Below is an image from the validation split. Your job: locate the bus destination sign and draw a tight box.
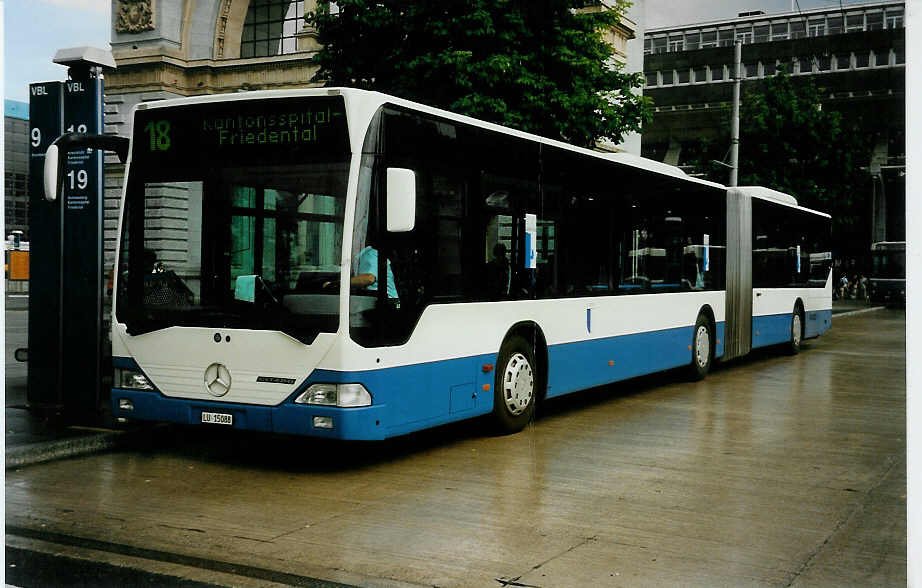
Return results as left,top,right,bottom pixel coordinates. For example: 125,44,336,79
200,107,339,147
132,96,349,170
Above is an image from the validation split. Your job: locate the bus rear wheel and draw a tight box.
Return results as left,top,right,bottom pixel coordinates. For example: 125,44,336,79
787,306,804,355
492,335,538,434
688,313,713,381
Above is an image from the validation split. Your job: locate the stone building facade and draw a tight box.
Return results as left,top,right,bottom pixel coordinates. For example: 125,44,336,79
102,0,641,268
103,0,325,267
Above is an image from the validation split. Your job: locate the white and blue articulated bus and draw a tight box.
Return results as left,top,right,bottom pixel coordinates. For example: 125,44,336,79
53,88,831,439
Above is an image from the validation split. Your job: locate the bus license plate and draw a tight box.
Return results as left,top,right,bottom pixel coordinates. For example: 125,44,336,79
201,411,233,426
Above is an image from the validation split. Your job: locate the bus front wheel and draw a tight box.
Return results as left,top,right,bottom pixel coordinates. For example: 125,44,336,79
689,313,713,381
492,335,538,434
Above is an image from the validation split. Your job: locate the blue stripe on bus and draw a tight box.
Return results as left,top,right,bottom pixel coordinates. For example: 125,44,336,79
113,319,729,440
112,388,387,439
752,313,792,348
805,309,832,339
752,309,831,349
546,323,726,398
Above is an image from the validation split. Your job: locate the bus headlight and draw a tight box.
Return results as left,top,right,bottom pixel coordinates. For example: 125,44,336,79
115,367,154,390
295,384,372,407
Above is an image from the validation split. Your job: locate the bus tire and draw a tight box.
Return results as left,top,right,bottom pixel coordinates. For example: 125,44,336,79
688,313,713,381
493,335,538,434
787,305,804,355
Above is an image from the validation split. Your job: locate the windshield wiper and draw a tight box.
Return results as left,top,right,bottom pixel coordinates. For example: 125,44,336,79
123,306,245,335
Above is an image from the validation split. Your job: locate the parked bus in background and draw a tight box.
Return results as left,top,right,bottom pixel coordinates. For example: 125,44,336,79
869,241,906,306
45,89,833,440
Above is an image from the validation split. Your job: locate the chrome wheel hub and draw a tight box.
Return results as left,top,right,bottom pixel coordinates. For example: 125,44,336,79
792,314,802,346
695,325,710,368
502,352,534,416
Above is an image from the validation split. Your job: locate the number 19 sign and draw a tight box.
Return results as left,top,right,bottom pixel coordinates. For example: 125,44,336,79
61,75,105,417
63,78,101,212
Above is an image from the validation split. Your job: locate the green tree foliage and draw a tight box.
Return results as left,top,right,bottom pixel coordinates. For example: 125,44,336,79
308,0,651,147
737,71,870,250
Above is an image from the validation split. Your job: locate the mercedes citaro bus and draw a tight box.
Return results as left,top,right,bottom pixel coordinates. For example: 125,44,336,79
44,88,832,440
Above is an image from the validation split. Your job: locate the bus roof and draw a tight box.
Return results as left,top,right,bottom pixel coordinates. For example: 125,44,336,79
135,87,725,189
135,88,829,219
734,186,798,206
730,186,831,219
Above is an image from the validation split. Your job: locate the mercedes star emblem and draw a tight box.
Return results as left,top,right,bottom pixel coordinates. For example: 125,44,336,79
204,363,232,397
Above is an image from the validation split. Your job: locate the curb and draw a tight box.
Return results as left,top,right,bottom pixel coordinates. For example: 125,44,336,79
3,306,889,470
834,306,886,318
5,430,128,469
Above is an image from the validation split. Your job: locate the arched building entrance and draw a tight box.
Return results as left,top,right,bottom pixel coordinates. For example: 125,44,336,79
104,0,323,273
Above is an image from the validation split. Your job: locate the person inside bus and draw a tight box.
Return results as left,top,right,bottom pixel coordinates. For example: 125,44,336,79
484,242,511,300
353,244,399,300
321,244,398,300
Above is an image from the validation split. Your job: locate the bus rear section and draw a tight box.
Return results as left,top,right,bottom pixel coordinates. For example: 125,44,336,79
743,188,833,354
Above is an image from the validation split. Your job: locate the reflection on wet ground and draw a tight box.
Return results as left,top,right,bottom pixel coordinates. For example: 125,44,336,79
7,310,906,587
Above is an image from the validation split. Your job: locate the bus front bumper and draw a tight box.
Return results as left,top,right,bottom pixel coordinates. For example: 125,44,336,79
111,389,388,440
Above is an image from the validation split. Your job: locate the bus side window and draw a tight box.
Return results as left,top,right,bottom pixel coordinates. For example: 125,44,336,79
479,170,538,299
483,214,512,300
427,172,466,300
535,219,557,298
541,146,619,297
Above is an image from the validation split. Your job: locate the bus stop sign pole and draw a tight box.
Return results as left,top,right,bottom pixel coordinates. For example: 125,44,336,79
26,82,64,413
26,48,111,422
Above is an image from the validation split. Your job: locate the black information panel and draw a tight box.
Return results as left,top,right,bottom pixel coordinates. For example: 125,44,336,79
27,82,64,408
62,76,105,418
131,95,350,177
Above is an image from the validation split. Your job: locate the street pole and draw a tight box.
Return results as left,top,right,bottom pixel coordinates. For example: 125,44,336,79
729,40,742,187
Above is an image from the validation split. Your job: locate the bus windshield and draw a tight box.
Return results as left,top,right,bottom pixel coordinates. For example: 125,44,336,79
116,96,351,342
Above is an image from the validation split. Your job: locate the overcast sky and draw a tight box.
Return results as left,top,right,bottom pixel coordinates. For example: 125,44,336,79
3,0,110,102
0,0,899,102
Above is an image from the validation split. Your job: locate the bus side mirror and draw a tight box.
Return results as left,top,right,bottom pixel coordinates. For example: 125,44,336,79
43,133,130,203
43,144,61,202
386,168,416,232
